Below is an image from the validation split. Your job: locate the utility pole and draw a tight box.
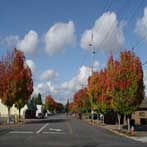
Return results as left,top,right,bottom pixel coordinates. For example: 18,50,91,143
89,31,96,73
89,31,96,122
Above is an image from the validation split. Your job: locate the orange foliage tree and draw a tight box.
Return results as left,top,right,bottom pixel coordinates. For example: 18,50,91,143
0,49,33,121
72,88,90,113
45,95,57,112
72,50,144,131
14,49,33,119
110,51,144,131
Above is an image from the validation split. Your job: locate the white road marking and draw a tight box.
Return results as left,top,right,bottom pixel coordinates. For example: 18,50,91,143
36,123,49,134
42,131,65,134
9,131,33,134
49,128,63,132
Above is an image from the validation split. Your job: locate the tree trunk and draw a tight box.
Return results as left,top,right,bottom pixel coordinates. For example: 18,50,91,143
7,106,11,124
117,113,121,130
123,115,126,125
19,108,21,121
127,117,130,132
103,114,105,124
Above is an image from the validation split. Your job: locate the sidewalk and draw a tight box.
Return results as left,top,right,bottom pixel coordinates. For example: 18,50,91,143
83,118,147,143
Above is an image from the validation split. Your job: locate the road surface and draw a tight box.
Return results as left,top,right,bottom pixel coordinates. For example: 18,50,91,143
0,114,146,147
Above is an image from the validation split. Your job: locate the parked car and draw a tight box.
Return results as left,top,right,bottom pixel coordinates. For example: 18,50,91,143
36,112,44,119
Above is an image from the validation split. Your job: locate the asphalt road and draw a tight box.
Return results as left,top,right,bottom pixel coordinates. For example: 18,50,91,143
0,114,146,147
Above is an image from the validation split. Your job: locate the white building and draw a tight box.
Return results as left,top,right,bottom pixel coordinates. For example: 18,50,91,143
0,99,27,117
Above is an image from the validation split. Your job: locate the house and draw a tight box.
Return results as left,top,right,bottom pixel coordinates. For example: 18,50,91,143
36,105,43,118
0,99,27,118
132,98,147,125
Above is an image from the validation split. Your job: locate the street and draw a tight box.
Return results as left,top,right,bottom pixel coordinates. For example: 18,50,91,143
0,114,146,147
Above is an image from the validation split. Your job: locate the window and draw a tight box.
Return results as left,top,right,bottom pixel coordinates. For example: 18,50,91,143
139,112,145,117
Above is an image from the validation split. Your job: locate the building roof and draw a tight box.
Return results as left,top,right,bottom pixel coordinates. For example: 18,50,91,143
139,98,147,109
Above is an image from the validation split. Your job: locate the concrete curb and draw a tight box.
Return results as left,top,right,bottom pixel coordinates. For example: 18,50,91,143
0,121,24,129
83,119,147,143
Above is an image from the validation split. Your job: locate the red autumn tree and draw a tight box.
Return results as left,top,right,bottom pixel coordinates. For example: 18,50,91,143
45,95,57,112
0,50,18,122
68,102,76,113
87,72,100,110
0,49,33,121
73,88,90,113
96,68,111,115
87,69,111,115
111,51,144,131
14,49,33,119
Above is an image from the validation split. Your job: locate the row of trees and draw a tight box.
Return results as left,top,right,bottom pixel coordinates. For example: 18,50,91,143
45,95,64,113
0,48,63,121
0,48,33,121
69,50,144,131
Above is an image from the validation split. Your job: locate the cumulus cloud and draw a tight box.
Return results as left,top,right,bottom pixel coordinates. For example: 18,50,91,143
44,21,76,55
80,11,125,53
34,66,92,103
33,81,58,101
135,7,147,40
17,30,39,54
26,59,36,73
40,69,58,81
61,65,92,97
0,35,19,49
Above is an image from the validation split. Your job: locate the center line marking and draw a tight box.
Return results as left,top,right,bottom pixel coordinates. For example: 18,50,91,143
36,123,49,134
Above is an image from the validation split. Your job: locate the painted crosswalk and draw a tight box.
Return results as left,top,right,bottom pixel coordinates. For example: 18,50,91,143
9,124,65,135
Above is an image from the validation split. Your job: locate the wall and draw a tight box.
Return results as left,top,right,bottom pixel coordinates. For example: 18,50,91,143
132,110,147,125
0,99,27,117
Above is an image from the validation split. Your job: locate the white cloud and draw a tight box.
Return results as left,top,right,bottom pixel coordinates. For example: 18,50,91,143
61,65,92,97
46,81,58,94
77,66,92,84
44,21,76,55
26,59,36,73
40,69,58,81
135,7,147,40
1,35,19,49
34,66,92,103
17,30,39,54
80,11,125,53
33,81,59,101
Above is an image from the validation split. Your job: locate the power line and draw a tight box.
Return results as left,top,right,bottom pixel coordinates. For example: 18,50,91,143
79,0,113,71
132,35,146,50
95,1,127,53
127,0,145,50
99,0,144,53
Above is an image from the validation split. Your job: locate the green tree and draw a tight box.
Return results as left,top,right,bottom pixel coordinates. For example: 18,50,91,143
27,99,37,112
65,99,70,113
32,93,42,105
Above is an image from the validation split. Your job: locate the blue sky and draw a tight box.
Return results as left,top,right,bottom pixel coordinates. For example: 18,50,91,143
0,0,147,103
